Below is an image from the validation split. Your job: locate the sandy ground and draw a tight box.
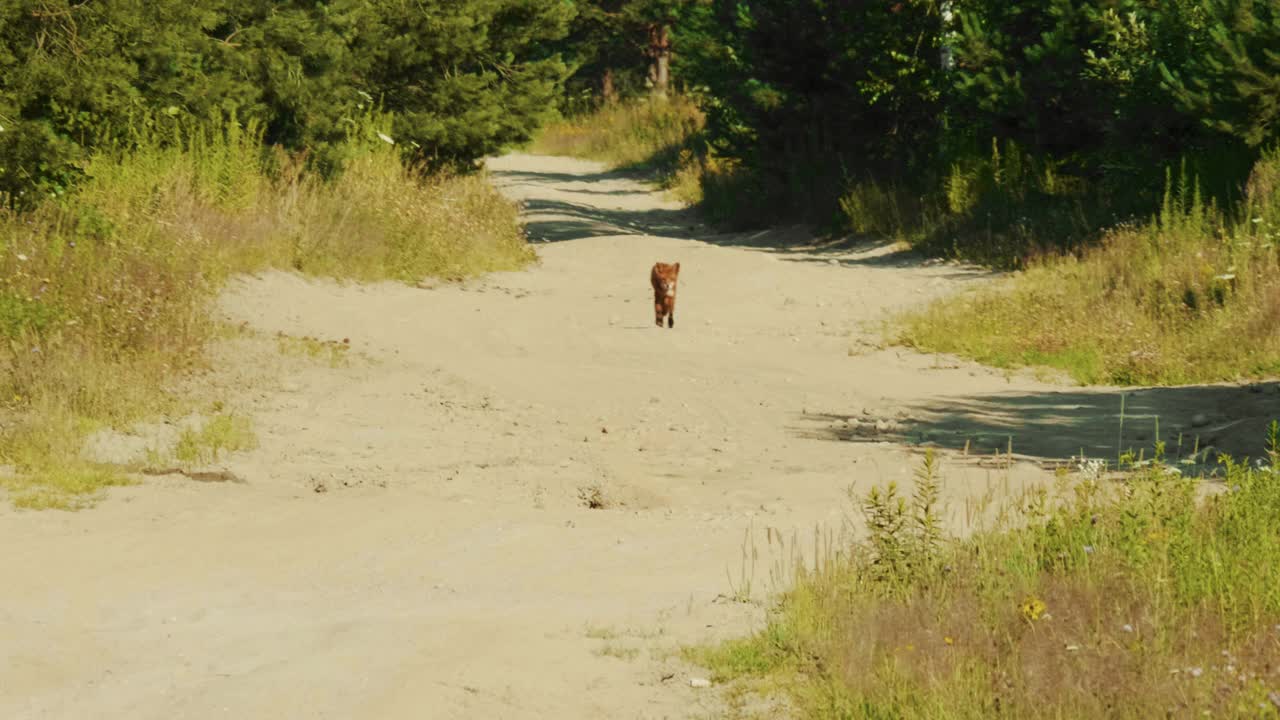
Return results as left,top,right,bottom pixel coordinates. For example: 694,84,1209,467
3,153,1273,720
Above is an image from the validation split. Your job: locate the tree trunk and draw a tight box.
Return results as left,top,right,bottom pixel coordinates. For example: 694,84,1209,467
602,67,617,104
649,23,671,98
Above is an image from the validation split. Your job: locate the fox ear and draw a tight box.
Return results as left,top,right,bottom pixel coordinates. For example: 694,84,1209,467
673,262,680,272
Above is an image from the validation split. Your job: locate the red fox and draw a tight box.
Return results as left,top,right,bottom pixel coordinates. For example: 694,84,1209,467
650,262,680,328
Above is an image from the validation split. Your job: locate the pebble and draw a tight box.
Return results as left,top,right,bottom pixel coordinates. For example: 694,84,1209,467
689,677,712,688
1191,413,1210,428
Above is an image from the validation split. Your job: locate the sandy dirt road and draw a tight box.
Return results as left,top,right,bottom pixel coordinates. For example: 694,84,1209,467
2,153,1269,720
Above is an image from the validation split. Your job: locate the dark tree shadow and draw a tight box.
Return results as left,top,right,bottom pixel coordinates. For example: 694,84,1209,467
513,198,699,243
793,383,1280,469
490,160,989,283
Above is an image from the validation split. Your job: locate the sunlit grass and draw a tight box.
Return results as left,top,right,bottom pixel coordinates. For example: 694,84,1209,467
898,154,1280,386
691,436,1280,718
0,114,531,509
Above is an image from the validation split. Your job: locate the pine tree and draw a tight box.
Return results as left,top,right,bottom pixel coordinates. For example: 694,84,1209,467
680,0,946,188
1163,0,1280,148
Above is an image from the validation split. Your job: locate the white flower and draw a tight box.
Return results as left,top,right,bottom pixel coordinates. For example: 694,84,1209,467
16,253,28,262
1252,217,1263,224
377,132,395,145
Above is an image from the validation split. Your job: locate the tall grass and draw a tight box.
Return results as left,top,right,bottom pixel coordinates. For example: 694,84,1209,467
529,95,716,207
693,437,1280,718
531,95,704,169
0,115,531,509
899,151,1280,386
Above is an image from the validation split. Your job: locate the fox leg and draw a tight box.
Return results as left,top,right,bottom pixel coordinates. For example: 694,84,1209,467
667,305,674,328
655,300,665,327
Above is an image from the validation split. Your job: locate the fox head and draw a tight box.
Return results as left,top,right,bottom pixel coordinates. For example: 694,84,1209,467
653,262,680,297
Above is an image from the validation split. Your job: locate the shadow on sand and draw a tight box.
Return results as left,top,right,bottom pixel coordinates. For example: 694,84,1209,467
792,382,1280,469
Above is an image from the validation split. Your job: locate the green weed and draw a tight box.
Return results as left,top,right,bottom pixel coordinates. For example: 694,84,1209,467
275,333,352,368
0,462,134,511
172,414,257,466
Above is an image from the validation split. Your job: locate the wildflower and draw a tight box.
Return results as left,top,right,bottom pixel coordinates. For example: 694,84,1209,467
1252,217,1263,224
1189,667,1203,678
944,636,954,646
1020,596,1047,622
1083,545,1095,554
16,253,28,262
1122,624,1134,633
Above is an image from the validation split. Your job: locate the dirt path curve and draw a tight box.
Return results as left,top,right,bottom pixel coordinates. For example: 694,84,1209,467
3,153,1210,720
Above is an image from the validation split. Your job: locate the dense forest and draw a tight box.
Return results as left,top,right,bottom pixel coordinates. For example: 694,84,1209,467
5,1,1279,253
555,0,1280,260
0,0,576,202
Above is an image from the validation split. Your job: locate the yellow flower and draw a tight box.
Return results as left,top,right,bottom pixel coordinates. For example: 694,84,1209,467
1020,596,1047,622
944,636,954,646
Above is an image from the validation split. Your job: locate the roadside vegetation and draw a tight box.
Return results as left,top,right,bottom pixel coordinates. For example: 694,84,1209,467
0,117,531,509
691,438,1280,719
900,153,1280,386
1,1,562,509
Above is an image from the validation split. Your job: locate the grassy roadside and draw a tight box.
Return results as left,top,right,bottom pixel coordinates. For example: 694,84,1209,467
530,95,713,205
689,438,1280,719
897,153,1280,386
0,117,532,509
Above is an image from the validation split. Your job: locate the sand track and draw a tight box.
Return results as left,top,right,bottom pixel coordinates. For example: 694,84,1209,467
3,153,1266,720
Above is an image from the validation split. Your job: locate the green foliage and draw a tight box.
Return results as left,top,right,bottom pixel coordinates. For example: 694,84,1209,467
951,0,1212,161
857,450,945,592
0,0,574,200
1163,0,1280,148
679,0,946,220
